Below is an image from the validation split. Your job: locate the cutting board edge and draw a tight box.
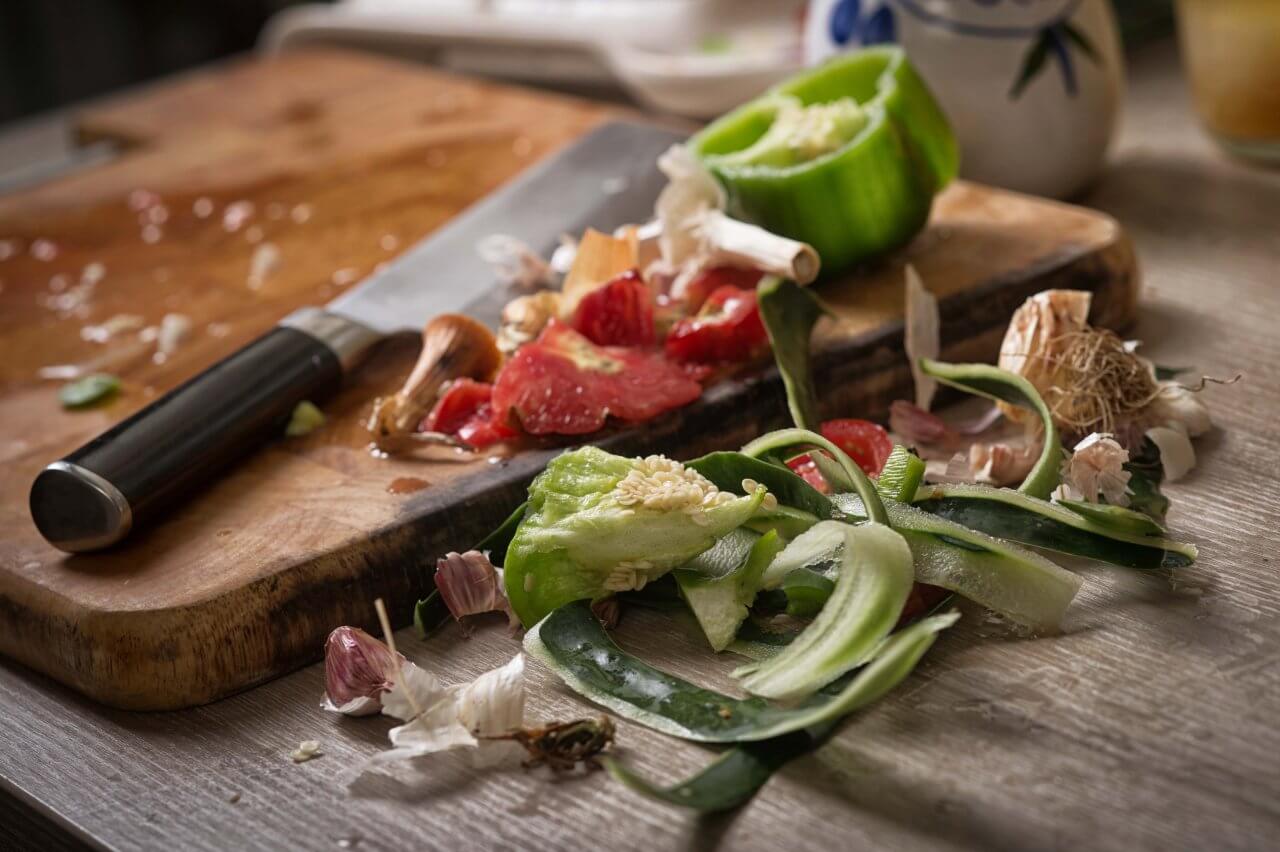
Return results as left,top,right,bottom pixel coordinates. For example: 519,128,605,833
0,219,1138,710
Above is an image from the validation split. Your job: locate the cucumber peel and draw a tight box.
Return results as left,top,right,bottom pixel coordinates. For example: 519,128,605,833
756,277,828,432
735,522,915,700
876,445,926,502
912,483,1197,569
526,600,957,743
918,359,1062,499
833,494,1082,631
676,531,785,652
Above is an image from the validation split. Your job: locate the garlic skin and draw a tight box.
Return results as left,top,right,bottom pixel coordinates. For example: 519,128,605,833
997,290,1092,425
904,265,939,411
435,550,519,630
1061,432,1132,505
321,626,404,716
371,654,527,771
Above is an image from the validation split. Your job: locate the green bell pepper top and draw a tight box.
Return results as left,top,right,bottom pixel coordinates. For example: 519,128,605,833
691,47,958,277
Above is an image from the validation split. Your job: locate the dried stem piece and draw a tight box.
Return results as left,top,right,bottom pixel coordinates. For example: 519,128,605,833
697,210,820,285
368,314,502,448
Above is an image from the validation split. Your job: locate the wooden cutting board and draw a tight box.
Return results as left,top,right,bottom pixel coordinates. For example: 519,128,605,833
0,48,1137,710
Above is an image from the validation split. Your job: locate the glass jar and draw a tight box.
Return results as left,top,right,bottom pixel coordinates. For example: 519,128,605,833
1176,0,1280,163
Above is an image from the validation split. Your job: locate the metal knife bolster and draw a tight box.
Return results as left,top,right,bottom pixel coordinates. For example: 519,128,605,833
279,308,383,371
29,311,382,553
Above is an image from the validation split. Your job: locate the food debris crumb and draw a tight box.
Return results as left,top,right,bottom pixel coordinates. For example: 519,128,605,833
141,224,162,244
30,239,58,261
81,314,144,343
331,268,360,286
207,322,231,338
379,234,399,252
223,201,255,232
0,239,18,261
245,225,264,244
129,189,160,211
248,242,281,290
145,205,169,226
228,792,241,804
717,706,733,719
81,262,106,286
290,740,322,763
290,203,312,224
601,176,629,195
157,313,193,356
193,197,214,218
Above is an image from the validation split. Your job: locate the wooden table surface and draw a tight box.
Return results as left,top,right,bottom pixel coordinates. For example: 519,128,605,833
2,40,1278,852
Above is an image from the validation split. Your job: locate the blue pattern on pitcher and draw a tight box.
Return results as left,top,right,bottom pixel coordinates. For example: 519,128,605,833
827,0,1098,99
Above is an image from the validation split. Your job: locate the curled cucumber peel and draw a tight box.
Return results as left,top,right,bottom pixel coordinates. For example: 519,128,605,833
918,359,1063,499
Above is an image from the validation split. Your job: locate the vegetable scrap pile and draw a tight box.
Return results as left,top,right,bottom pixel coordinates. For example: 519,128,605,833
317,47,1226,813
367,46,956,453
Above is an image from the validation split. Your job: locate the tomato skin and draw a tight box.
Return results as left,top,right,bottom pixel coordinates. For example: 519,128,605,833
786,453,831,494
820,418,893,476
682,266,764,312
571,269,655,347
422,378,492,434
491,321,702,435
421,379,517,449
896,583,949,628
665,285,769,364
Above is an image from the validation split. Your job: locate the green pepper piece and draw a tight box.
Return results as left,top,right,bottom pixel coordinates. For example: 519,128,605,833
692,47,958,276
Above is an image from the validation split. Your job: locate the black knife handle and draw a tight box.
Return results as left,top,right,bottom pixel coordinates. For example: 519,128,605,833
30,310,380,552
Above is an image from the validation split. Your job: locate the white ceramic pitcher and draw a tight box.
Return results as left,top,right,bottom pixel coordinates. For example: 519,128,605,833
805,0,1125,199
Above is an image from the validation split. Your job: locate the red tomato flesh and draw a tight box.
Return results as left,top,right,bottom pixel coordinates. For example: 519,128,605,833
682,266,764,312
491,320,702,435
421,378,517,449
570,269,655,347
820,418,893,476
785,453,832,494
665,285,769,364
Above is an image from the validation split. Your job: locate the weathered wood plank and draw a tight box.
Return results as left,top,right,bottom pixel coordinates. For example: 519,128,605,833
0,39,1277,852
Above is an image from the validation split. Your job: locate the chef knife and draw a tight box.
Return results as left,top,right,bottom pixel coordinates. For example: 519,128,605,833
30,121,683,552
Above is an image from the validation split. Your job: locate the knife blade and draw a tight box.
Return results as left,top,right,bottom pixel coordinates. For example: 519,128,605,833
29,120,684,552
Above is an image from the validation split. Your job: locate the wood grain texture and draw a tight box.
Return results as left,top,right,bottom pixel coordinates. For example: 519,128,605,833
3,38,1277,852
0,52,1136,709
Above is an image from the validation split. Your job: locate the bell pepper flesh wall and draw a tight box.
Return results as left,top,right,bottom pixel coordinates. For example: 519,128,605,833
691,47,958,276
503,447,766,626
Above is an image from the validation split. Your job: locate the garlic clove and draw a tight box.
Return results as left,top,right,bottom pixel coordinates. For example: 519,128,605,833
321,626,404,715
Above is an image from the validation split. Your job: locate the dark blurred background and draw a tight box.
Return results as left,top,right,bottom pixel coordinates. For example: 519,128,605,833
0,1,310,124
0,0,1172,127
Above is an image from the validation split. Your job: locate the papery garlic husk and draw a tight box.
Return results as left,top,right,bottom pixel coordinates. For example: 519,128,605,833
435,550,519,630
997,289,1092,425
904,264,939,411
969,438,1041,487
476,234,557,291
655,144,725,269
1061,432,1131,506
321,626,405,716
371,654,527,771
1147,425,1196,482
497,290,563,355
1146,382,1212,438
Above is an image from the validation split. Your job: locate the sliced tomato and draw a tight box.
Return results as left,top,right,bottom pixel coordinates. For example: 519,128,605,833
422,378,492,434
421,379,517,449
785,453,831,494
681,266,764,312
665,285,769,364
491,320,702,435
820,418,893,476
571,269,654,347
